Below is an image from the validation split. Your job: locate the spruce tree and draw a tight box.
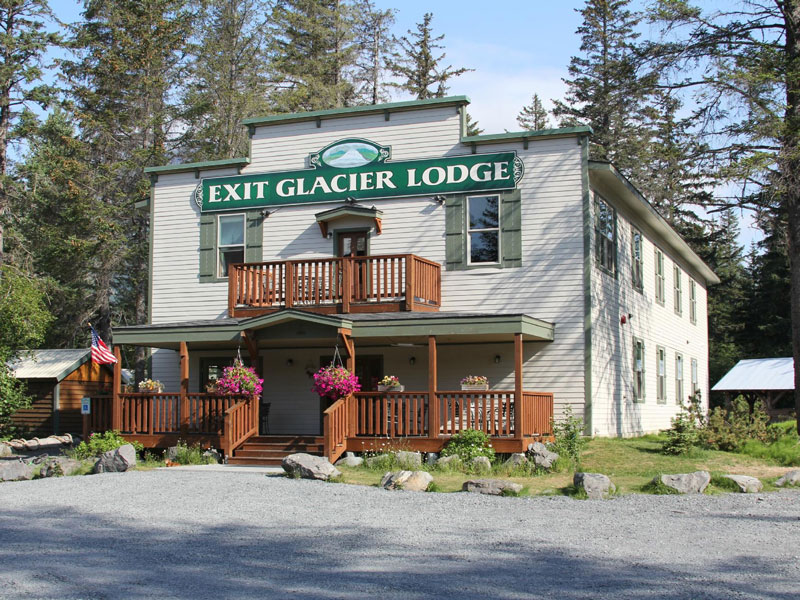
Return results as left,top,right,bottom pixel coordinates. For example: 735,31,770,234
385,12,470,100
352,0,394,105
516,94,550,131
180,0,272,161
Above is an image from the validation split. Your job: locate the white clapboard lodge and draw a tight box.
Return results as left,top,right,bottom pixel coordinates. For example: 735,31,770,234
105,96,717,464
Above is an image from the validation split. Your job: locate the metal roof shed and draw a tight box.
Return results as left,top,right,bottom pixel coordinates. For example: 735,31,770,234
712,358,795,419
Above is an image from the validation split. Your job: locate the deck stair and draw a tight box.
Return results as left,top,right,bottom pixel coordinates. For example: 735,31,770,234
227,435,325,466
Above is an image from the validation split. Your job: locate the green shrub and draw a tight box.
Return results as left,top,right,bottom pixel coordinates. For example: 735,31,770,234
663,393,704,455
70,430,143,460
700,397,770,451
363,452,398,471
440,429,495,462
550,405,587,468
641,478,682,495
172,440,217,465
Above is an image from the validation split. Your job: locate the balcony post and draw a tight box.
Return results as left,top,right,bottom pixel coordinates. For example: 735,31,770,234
285,261,294,308
342,258,351,313
428,335,438,438
111,346,122,431
404,255,415,311
228,265,237,316
180,341,190,434
514,333,523,439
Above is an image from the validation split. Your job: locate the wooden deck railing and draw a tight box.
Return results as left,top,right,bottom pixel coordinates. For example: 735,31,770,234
353,392,430,437
228,254,441,316
117,393,245,435
88,395,113,433
223,397,259,457
521,392,554,437
437,391,516,436
323,394,356,463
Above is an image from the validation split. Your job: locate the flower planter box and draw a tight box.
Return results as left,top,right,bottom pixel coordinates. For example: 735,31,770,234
378,385,405,392
461,384,489,391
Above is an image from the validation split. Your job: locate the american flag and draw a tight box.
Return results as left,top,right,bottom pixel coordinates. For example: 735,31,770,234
90,325,117,365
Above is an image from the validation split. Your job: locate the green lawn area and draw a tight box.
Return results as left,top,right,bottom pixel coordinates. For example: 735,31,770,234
335,434,794,496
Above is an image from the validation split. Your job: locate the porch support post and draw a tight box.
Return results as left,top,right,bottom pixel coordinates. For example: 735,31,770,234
180,341,190,434
341,259,351,313
242,330,261,376
338,328,354,372
112,346,122,431
404,255,415,311
514,333,523,440
428,335,438,439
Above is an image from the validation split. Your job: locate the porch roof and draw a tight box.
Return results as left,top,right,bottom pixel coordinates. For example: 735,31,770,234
113,309,555,350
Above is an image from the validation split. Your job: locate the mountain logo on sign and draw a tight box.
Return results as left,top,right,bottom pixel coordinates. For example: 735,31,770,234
309,138,391,170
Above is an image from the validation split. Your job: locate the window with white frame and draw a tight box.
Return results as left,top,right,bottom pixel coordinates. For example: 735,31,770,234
467,195,500,264
655,249,665,305
690,279,697,324
632,228,643,292
218,214,245,277
691,358,699,397
657,345,667,403
594,194,616,273
633,337,645,402
675,353,684,405
674,265,683,315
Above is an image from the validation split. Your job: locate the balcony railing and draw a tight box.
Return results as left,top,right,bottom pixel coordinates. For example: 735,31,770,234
228,254,441,316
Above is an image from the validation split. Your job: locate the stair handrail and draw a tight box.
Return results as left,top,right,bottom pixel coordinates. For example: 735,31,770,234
223,395,259,459
323,394,352,464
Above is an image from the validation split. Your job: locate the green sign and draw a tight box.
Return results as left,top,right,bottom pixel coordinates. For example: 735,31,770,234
195,138,523,212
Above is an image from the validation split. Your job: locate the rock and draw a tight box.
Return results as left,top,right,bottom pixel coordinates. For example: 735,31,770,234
202,448,222,463
281,453,341,481
462,479,523,496
0,443,11,457
36,458,63,478
774,470,800,487
395,451,422,468
53,457,83,476
380,470,433,492
504,453,528,468
335,453,363,467
365,454,393,468
528,442,559,470
0,459,35,482
723,474,763,493
471,456,492,472
656,471,710,494
93,444,138,474
425,452,439,466
436,455,461,468
574,472,616,499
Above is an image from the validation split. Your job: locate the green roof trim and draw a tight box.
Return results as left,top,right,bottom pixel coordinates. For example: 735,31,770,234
462,126,593,145
144,157,250,176
242,96,470,128
315,205,383,222
55,351,92,382
351,314,554,341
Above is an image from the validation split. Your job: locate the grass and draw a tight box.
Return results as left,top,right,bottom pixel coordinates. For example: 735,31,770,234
333,434,794,497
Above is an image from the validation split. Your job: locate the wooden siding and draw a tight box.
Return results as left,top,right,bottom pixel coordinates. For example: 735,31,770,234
10,381,55,437
589,189,711,436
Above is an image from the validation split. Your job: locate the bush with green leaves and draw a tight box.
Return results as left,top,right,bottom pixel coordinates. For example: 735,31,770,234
550,405,587,468
172,440,218,465
70,430,143,460
440,429,495,462
663,393,705,455
700,397,770,452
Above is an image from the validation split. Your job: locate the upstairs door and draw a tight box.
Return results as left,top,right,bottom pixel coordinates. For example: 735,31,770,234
336,231,369,302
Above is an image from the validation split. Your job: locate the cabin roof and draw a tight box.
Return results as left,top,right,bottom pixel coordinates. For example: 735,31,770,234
8,349,91,381
712,358,794,392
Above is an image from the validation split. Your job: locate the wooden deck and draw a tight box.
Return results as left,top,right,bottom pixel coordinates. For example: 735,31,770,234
228,254,441,317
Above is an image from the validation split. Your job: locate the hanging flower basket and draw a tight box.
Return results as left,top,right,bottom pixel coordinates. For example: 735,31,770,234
211,360,263,400
311,365,361,401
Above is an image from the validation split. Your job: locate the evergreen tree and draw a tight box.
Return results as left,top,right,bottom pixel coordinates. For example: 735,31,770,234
352,0,394,105
385,12,470,100
516,94,550,131
0,0,59,266
268,0,360,112
465,112,482,136
180,0,272,161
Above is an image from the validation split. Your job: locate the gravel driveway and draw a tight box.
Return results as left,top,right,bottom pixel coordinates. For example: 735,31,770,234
1,469,798,599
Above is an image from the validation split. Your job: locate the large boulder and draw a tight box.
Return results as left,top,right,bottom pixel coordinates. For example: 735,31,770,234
504,453,528,468
471,456,492,473
395,451,422,468
0,459,35,482
380,470,433,492
462,479,523,496
574,472,616,499
775,470,800,487
335,452,364,468
93,444,138,474
436,455,461,469
528,442,559,470
723,474,763,493
656,471,710,494
282,453,341,481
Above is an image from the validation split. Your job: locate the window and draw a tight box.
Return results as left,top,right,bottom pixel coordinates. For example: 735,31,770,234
675,353,684,405
631,229,643,292
691,358,699,398
594,194,616,273
633,338,645,402
218,214,245,277
674,265,683,315
467,195,500,264
690,280,697,324
657,345,666,404
655,249,665,305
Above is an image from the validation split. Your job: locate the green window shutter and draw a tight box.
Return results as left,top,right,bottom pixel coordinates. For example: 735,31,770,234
501,189,522,268
445,195,465,271
245,210,263,263
199,213,217,282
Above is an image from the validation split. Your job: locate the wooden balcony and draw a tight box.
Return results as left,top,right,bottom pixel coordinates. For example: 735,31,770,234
228,254,441,317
